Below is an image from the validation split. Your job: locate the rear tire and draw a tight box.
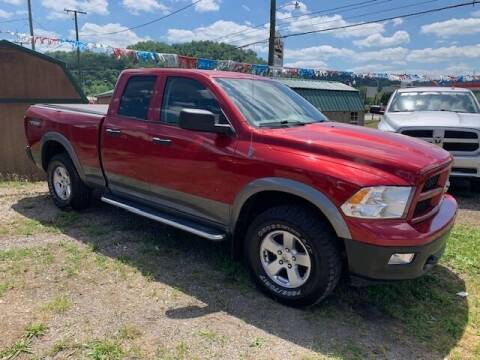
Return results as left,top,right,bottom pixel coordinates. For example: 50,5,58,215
47,153,92,210
245,205,342,307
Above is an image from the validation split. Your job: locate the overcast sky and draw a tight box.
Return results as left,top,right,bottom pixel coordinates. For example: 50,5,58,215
1,0,479,75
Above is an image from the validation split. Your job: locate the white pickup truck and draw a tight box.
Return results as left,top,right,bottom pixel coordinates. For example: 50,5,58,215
379,87,480,186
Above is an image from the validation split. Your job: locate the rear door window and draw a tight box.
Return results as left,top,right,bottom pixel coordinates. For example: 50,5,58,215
118,76,156,120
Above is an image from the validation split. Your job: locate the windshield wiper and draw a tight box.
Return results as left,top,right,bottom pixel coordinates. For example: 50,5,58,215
259,120,308,128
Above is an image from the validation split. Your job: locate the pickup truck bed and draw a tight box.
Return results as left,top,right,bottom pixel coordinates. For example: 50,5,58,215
38,104,109,115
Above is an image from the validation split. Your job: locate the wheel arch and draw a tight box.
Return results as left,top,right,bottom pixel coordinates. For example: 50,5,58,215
230,178,351,258
41,132,86,182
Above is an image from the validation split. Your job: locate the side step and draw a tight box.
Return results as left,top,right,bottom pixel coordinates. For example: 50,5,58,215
101,195,226,241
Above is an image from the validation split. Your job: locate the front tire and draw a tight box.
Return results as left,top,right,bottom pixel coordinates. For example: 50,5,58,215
47,153,91,210
245,206,342,307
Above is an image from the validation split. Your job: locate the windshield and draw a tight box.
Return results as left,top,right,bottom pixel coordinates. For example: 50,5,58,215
215,78,327,127
389,91,480,113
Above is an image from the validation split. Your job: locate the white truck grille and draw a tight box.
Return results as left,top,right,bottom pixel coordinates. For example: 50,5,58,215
401,128,480,154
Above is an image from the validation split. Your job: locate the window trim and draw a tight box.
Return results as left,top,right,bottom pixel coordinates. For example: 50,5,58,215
159,76,235,133
117,75,157,121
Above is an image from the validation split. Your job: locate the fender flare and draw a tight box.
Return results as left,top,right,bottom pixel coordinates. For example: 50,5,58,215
41,132,86,182
230,177,352,239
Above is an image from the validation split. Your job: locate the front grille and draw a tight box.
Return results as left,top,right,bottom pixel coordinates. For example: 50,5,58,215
414,199,431,218
444,142,479,152
444,130,478,139
411,166,450,222
452,167,477,174
401,129,433,138
423,174,440,192
401,128,480,154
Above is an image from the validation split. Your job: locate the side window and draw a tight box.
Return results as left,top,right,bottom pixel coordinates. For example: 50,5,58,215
118,76,156,120
161,77,224,126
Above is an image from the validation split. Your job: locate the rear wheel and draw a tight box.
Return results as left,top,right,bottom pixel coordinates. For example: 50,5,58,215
245,205,342,307
47,153,92,210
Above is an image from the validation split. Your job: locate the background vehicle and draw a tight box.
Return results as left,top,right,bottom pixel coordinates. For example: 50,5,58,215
379,87,480,186
369,105,385,115
25,69,457,307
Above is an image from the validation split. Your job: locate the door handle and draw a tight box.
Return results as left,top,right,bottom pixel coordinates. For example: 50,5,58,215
105,128,122,136
152,137,172,146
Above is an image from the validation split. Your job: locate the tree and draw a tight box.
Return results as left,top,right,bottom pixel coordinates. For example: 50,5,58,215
46,40,266,96
128,40,265,64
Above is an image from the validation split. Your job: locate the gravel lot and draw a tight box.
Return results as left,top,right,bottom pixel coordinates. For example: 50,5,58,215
0,181,479,359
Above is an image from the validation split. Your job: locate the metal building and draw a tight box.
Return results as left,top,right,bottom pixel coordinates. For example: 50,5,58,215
0,40,87,179
277,78,365,125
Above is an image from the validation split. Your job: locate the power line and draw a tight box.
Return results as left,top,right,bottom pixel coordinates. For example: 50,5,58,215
227,0,446,46
84,0,204,37
235,0,480,49
0,18,28,24
211,0,385,43
276,1,300,11
65,9,87,87
253,0,442,45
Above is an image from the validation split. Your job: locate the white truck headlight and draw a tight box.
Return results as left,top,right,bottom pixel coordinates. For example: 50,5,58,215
341,186,412,219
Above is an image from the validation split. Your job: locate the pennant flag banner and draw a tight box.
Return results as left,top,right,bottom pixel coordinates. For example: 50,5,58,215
2,29,480,84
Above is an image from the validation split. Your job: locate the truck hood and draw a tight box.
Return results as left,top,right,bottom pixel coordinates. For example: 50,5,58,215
384,111,480,129
259,122,451,183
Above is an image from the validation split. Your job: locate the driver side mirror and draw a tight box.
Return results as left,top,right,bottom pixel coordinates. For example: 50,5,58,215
179,109,233,135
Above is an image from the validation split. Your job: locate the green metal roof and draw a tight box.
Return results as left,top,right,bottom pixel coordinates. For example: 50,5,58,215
292,88,364,112
276,78,364,112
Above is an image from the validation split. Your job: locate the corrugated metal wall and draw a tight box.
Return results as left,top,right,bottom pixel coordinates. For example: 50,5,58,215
292,89,364,112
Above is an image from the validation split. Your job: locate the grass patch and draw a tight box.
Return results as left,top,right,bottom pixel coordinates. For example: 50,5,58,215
25,323,48,338
364,120,379,129
0,323,47,359
118,324,142,340
249,337,264,348
0,247,33,262
41,295,71,314
86,339,123,360
319,224,480,356
196,328,225,345
0,281,13,297
443,226,480,275
0,338,31,359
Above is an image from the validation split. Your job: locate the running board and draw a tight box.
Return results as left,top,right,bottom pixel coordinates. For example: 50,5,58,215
101,195,226,241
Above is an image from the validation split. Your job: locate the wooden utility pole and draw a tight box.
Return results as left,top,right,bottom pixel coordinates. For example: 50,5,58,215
64,8,87,86
268,0,276,66
27,0,35,50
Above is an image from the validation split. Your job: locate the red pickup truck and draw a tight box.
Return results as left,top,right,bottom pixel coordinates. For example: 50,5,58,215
24,69,457,306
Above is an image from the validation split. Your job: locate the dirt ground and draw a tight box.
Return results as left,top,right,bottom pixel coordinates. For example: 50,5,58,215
0,181,479,359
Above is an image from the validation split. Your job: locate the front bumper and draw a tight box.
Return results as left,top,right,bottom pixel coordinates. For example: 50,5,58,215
345,229,450,282
451,154,480,178
344,195,457,282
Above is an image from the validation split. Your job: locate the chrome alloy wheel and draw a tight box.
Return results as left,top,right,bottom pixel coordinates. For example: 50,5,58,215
52,165,71,201
259,230,312,288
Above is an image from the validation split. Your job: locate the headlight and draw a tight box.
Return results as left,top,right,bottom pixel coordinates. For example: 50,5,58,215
341,186,412,219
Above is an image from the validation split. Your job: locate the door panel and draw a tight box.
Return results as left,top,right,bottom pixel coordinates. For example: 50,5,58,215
142,76,243,225
145,123,238,224
101,117,151,197
101,75,157,198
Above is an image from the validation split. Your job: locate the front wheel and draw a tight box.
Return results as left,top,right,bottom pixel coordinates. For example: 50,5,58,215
47,153,92,210
245,206,342,307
